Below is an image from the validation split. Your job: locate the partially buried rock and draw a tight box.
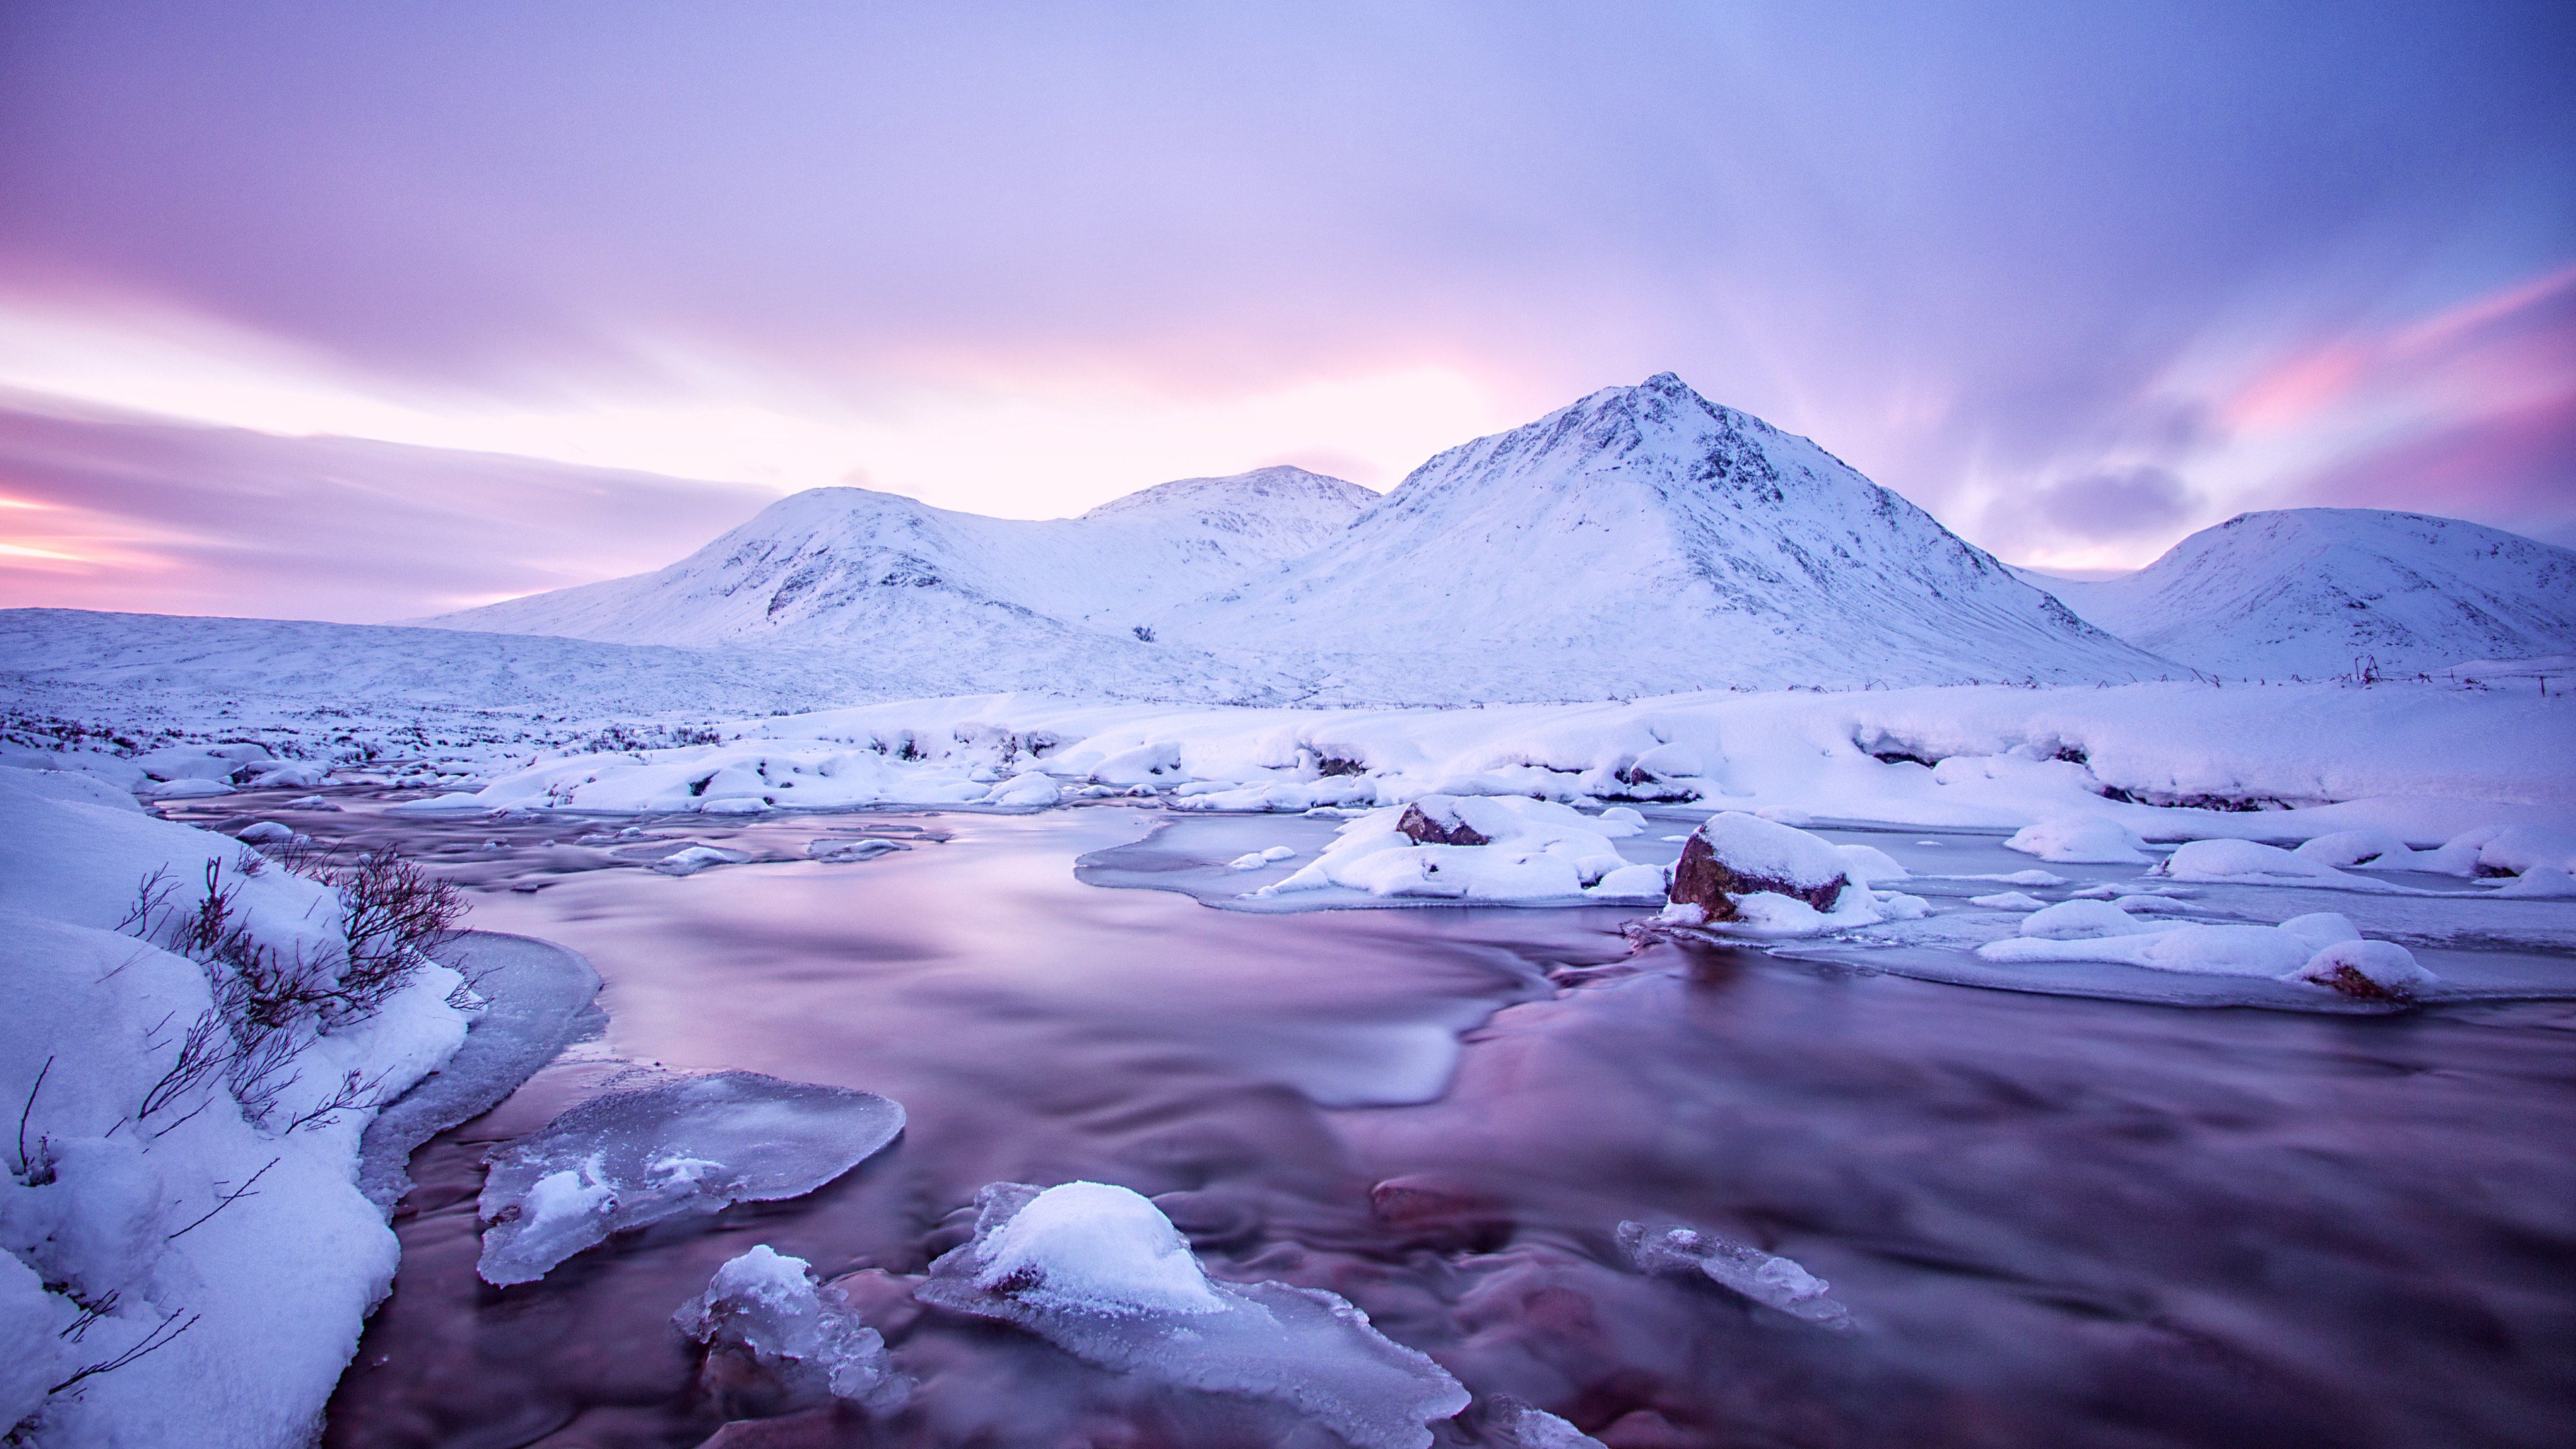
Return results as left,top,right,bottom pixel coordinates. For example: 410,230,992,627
1617,1221,1851,1330
2293,939,2435,1003
478,1071,905,1285
1396,799,1490,847
915,1181,1469,1449
1666,812,1847,920
674,1245,909,1414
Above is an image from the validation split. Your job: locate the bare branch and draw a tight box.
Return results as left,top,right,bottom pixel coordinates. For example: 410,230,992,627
48,1309,201,1395
164,1156,279,1241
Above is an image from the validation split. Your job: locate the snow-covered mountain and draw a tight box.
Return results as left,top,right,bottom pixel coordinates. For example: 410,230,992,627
430,465,1367,646
2027,509,2576,679
1154,373,2169,700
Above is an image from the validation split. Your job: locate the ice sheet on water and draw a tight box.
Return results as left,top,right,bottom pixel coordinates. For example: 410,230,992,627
477,1071,904,1285
807,837,908,863
674,1245,909,1413
1617,1220,1852,1329
654,844,750,875
914,1181,1470,1449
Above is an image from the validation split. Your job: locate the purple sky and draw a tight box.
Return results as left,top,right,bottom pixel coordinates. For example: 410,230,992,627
1,2,2570,620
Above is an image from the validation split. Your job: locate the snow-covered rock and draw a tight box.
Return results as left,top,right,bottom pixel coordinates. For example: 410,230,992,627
2154,839,2378,888
654,845,751,876
1666,812,1850,918
2294,940,2437,1002
476,1071,904,1285
1260,796,1634,903
915,1181,1468,1449
2031,508,2576,678
1617,1221,1851,1329
673,1244,908,1413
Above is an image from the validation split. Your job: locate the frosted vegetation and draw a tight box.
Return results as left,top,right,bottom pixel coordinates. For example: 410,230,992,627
915,1181,1471,1449
476,1071,905,1285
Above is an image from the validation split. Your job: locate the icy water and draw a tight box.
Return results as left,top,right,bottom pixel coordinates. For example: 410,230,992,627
197,798,2576,1448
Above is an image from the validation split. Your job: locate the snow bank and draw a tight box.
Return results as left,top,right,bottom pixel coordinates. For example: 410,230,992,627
450,681,2571,861
1975,907,2435,1001
673,1245,907,1413
0,767,470,1448
476,1071,904,1285
916,1181,1468,1449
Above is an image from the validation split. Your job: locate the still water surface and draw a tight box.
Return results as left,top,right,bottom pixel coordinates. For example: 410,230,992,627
303,804,2576,1448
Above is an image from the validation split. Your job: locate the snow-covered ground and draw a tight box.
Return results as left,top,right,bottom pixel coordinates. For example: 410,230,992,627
437,680,2572,846
0,767,472,1447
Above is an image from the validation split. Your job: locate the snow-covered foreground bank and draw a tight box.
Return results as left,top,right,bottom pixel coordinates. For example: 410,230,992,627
0,768,590,1447
450,680,2572,847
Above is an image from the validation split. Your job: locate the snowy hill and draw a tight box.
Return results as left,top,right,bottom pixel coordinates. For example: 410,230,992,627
1154,373,2169,700
2030,509,2576,679
428,465,1367,648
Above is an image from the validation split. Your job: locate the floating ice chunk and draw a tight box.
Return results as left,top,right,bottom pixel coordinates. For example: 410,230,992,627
808,837,908,863
2004,815,2147,864
674,1245,908,1412
2018,899,2152,940
917,1181,1469,1449
478,1071,904,1285
2294,939,2436,1002
139,777,235,800
1479,1395,1609,1448
283,794,339,810
1970,869,2070,887
1617,1221,1850,1329
236,820,296,845
386,791,488,812
655,845,751,875
1969,892,2046,911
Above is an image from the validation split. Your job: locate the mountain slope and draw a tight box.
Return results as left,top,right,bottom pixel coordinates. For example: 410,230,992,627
2029,509,2576,678
1156,373,2171,701
425,466,1368,695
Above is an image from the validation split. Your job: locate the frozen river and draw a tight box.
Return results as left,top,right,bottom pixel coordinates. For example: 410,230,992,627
194,798,2575,1448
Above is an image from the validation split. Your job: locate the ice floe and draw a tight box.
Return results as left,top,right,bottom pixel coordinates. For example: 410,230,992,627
1617,1221,1851,1329
674,1244,908,1413
477,1071,904,1285
915,1181,1469,1449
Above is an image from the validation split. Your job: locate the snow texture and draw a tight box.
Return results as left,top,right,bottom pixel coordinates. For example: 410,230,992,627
0,767,469,1448
1259,794,1640,903
2006,815,2149,864
2032,508,2576,678
916,1181,1470,1449
476,1071,904,1286
1617,1221,1851,1329
672,1244,907,1413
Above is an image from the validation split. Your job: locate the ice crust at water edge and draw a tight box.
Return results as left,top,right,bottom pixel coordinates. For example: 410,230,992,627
915,1181,1470,1449
477,1071,904,1285
674,1245,908,1412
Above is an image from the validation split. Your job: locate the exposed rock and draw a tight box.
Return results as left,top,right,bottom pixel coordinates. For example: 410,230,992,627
1666,814,1847,920
1396,800,1490,847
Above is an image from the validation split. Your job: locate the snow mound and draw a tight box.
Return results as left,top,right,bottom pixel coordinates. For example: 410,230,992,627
1617,1221,1851,1329
806,837,908,863
1977,909,2428,1000
653,845,750,876
2154,839,2381,889
1259,795,1637,904
2006,815,2148,864
916,1181,1469,1449
477,1071,904,1285
674,1245,908,1413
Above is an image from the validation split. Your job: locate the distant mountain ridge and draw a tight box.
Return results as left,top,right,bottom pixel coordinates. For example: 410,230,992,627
2026,508,2576,678
1150,373,2167,698
422,373,2576,702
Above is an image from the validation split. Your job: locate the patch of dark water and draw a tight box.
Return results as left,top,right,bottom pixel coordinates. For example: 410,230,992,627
191,798,2576,1448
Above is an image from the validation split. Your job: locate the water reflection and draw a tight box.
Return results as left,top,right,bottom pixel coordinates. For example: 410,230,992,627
292,803,2576,1449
